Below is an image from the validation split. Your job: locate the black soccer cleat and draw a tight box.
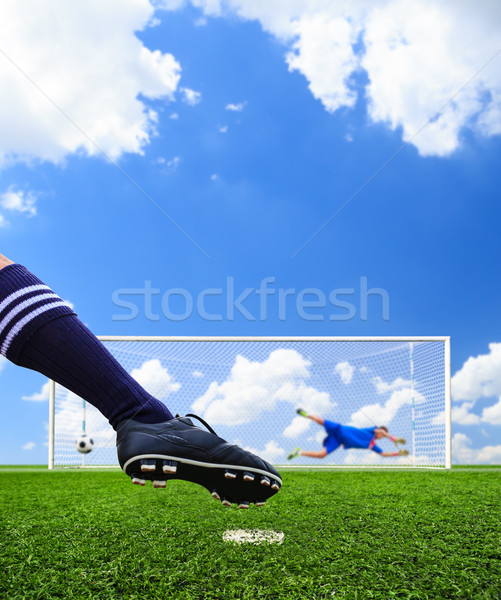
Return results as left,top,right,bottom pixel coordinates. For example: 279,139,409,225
116,414,282,508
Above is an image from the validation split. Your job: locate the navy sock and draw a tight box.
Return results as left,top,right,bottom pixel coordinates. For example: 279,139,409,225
0,264,174,429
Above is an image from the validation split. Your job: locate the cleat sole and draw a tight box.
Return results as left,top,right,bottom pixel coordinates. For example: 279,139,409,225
221,498,232,507
117,417,282,507
121,454,282,506
238,501,250,509
131,477,146,486
152,480,167,488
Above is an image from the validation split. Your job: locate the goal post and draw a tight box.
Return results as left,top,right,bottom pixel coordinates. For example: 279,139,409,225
48,336,451,469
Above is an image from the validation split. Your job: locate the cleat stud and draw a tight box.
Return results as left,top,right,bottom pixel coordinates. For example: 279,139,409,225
238,501,250,510
271,481,280,491
152,480,167,488
131,477,146,486
221,498,232,507
211,490,221,501
162,460,178,474
243,472,255,482
140,460,156,473
255,501,266,507
224,470,237,480
260,476,271,487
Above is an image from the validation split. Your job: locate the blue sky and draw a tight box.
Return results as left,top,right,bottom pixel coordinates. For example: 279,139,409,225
0,0,500,465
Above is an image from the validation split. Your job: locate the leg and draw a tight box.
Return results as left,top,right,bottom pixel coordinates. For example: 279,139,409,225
287,445,330,460
296,408,324,426
300,448,328,459
287,415,338,460
0,260,173,428
306,413,325,426
0,257,281,507
0,253,14,270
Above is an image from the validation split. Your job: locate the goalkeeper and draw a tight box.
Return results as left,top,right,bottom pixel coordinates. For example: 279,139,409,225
287,409,408,460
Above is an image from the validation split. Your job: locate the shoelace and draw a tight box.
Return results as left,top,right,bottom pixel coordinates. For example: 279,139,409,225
184,413,218,436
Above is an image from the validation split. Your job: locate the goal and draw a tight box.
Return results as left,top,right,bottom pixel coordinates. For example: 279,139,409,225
48,336,451,469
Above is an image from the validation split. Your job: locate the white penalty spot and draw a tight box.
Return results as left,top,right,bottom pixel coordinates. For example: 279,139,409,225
223,529,284,545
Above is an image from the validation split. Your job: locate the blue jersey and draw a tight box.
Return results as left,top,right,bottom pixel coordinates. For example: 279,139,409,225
323,420,383,454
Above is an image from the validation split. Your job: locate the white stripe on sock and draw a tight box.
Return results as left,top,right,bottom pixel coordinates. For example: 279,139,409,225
0,292,62,339
0,284,50,315
1,300,73,356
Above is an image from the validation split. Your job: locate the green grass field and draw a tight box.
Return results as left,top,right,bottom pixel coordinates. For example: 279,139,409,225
1,467,499,599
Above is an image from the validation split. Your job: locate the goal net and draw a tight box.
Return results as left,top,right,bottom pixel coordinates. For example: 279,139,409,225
49,337,451,469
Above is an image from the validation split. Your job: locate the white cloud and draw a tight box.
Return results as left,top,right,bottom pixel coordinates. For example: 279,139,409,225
131,359,181,400
225,101,247,112
22,381,50,402
180,87,202,105
349,385,425,428
155,0,187,10
0,187,37,216
452,432,501,465
0,356,7,373
167,156,182,169
148,16,162,28
482,398,501,426
4,1,496,164
191,348,332,425
165,0,501,156
372,376,412,395
452,343,501,401
192,370,204,378
189,0,326,39
451,399,501,427
22,442,36,451
283,415,311,438
219,125,228,133
335,361,354,385
0,186,38,226
451,402,480,425
451,343,501,426
361,0,489,157
155,155,182,172
286,13,359,113
431,410,445,426
0,0,181,168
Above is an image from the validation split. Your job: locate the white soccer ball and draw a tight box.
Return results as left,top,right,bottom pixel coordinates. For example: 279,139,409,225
75,433,94,454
